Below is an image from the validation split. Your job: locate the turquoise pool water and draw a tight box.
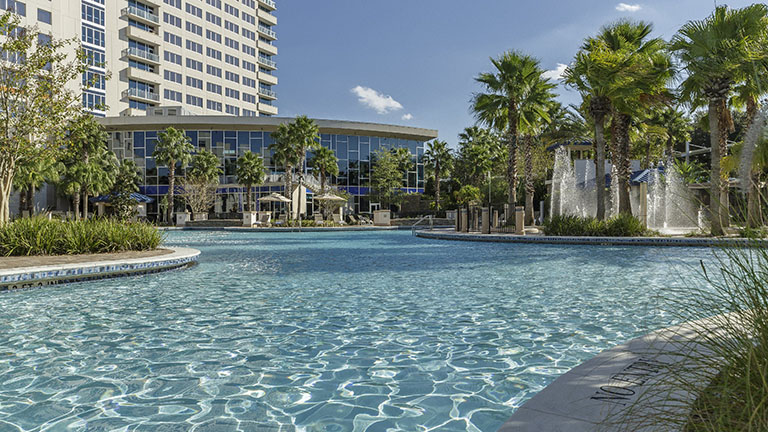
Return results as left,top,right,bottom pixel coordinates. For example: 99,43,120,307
0,231,712,431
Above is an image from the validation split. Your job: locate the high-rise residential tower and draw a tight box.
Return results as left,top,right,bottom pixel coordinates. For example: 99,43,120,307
15,0,278,117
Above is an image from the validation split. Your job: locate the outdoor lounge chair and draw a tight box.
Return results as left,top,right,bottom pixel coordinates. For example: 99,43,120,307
359,215,373,225
273,214,286,226
314,213,324,225
332,214,347,225
255,213,271,227
348,214,360,225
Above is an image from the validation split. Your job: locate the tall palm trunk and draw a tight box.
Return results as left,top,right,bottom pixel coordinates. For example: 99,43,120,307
18,189,26,216
284,165,293,219
245,185,252,212
26,187,33,215
523,134,535,225
747,171,762,228
167,164,176,224
435,161,441,212
718,99,733,228
745,97,761,229
82,190,88,219
613,111,633,215
709,99,724,236
506,103,519,209
73,191,81,221
593,111,608,221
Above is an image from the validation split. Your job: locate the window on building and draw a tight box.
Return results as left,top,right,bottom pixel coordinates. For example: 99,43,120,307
186,58,203,72
243,108,256,117
185,3,202,18
242,45,256,57
37,8,51,24
164,31,182,47
83,92,106,110
242,28,255,41
225,71,239,83
206,82,222,94
186,21,202,36
186,76,203,89
206,47,221,61
129,59,155,72
225,104,239,115
242,12,255,25
224,54,239,67
187,95,203,107
186,40,202,54
206,100,222,111
243,93,257,104
242,77,256,88
224,37,239,50
206,65,221,77
224,20,239,34
225,88,239,99
81,25,105,47
205,12,221,26
163,12,181,27
163,51,182,65
164,70,182,83
243,60,256,73
163,0,181,9
4,0,26,17
83,48,106,68
206,29,221,44
164,89,182,102
224,4,239,18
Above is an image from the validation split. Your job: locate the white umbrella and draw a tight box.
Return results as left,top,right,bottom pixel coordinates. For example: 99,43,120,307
259,192,291,203
313,193,346,202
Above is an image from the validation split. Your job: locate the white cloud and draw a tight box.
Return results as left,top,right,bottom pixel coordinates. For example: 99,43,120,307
401,113,413,121
350,85,404,114
616,3,641,12
543,63,568,81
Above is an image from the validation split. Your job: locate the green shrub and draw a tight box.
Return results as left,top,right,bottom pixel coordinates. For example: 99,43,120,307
543,214,646,237
0,217,164,256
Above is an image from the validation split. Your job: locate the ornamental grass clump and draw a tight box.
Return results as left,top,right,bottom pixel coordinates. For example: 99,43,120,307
605,243,768,431
543,214,646,237
0,217,164,256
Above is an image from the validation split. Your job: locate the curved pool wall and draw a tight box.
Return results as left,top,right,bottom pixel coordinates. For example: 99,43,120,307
0,247,200,291
0,231,715,431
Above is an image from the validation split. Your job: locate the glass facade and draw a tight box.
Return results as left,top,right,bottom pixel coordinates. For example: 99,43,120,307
108,129,426,218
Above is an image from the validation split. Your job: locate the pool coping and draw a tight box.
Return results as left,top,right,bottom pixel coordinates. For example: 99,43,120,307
162,225,455,232
0,247,200,291
499,316,723,432
415,229,766,247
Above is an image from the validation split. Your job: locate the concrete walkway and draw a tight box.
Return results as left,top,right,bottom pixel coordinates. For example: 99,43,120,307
0,249,173,270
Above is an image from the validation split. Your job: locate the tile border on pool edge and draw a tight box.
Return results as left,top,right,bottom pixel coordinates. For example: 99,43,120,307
498,316,725,432
414,229,768,247
0,247,200,291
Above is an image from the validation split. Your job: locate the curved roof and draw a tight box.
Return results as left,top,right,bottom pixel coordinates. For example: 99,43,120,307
99,115,438,141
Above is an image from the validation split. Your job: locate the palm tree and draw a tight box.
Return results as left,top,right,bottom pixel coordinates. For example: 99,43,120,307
14,152,59,216
518,76,556,224
269,123,298,217
290,116,320,220
472,51,544,210
308,146,338,193
153,127,194,224
564,43,619,220
456,127,500,189
598,20,673,216
236,151,266,212
423,139,452,212
671,4,768,235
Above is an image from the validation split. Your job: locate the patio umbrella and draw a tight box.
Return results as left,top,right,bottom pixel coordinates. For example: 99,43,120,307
259,192,291,203
313,193,346,202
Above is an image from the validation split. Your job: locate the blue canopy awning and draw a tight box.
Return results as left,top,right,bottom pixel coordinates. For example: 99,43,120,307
89,192,155,204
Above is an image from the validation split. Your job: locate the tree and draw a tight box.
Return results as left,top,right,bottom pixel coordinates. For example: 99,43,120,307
14,151,59,216
182,150,221,216
236,151,266,212
473,51,544,211
308,146,338,193
600,20,672,216
518,76,556,224
454,185,482,207
455,127,505,189
423,139,453,212
269,123,298,216
0,13,87,223
153,127,194,224
671,4,768,235
371,149,410,210
108,159,141,221
59,114,115,220
289,116,320,220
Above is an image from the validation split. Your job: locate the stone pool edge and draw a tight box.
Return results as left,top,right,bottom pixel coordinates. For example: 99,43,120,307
498,316,725,432
0,247,200,291
415,229,766,247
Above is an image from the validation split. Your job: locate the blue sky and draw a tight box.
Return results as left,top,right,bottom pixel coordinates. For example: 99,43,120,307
274,1,756,148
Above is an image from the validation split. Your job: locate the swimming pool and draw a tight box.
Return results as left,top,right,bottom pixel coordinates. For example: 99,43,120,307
0,230,712,431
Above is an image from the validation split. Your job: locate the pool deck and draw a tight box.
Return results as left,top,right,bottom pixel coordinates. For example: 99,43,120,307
0,247,200,291
499,317,720,432
415,228,766,247
163,225,455,232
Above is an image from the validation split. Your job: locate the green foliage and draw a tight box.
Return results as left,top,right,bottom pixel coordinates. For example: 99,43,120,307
675,159,709,184
370,149,410,208
108,160,141,221
188,150,221,183
0,217,163,256
236,151,266,212
454,185,482,206
183,150,221,215
543,214,646,237
308,146,338,192
0,12,88,223
154,127,194,223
